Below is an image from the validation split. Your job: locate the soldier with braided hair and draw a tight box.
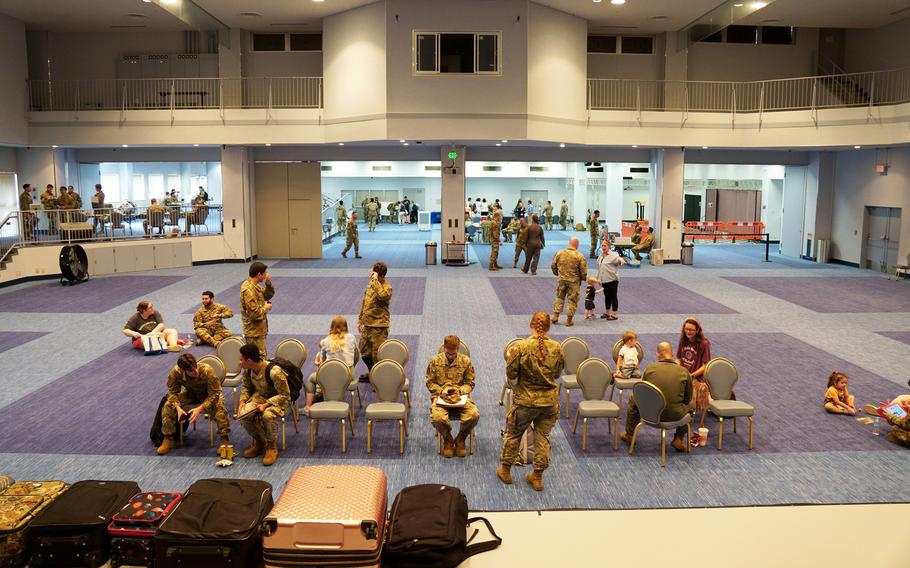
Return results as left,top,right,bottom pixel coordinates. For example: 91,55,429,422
497,311,565,492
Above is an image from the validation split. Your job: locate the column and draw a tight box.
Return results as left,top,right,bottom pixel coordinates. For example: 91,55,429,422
604,162,625,234
650,148,684,261
221,146,254,260
440,146,466,262
218,29,243,108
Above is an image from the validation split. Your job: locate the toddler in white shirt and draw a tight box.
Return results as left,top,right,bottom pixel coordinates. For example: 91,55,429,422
614,330,642,380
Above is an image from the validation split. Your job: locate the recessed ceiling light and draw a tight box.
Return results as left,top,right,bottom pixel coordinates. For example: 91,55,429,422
651,15,669,20
193,143,199,147
611,0,626,4
593,0,602,3
702,146,709,149
338,142,344,146
52,145,59,148
142,0,152,3
161,0,180,5
751,2,767,9
399,139,405,143
632,145,638,148
559,143,566,148
496,143,501,146
854,145,861,149
240,12,261,17
501,140,508,143
312,0,324,3
733,3,743,6
121,144,129,148
265,143,271,146
403,143,409,146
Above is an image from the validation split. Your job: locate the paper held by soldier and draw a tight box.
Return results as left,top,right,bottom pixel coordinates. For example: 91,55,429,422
436,395,469,408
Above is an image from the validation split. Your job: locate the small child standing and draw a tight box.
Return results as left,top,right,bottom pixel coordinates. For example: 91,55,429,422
613,331,643,379
584,277,602,320
824,371,856,415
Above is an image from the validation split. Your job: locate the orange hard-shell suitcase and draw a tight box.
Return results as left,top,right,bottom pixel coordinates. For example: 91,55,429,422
262,465,387,567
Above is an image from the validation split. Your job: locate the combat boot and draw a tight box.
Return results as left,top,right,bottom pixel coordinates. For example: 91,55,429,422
156,436,175,456
443,435,455,458
565,317,574,327
342,250,347,258
355,254,363,259
262,443,278,466
526,470,544,492
454,433,468,458
243,437,265,459
496,465,513,484
551,313,559,324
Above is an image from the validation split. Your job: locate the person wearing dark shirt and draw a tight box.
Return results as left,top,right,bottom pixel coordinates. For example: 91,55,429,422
677,317,712,444
123,300,182,351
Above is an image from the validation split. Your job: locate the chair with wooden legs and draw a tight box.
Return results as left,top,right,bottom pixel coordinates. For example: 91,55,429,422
609,338,645,415
627,382,693,467
573,358,620,451
377,339,411,408
559,337,590,418
366,360,408,454
705,357,754,450
499,338,523,410
216,336,245,416
309,360,354,453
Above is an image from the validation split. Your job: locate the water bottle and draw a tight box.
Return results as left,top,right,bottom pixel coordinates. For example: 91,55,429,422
872,417,881,436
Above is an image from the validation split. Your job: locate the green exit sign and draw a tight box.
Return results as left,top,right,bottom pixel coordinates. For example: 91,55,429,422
447,151,458,159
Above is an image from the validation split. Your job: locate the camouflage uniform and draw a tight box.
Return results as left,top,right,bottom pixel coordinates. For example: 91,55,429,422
56,192,73,223
514,223,528,267
358,277,392,365
144,202,167,235
19,190,34,240
367,201,379,231
426,353,479,437
551,247,588,322
480,219,492,244
387,202,396,224
161,362,231,441
69,191,82,210
488,212,502,270
559,203,569,230
335,204,347,233
40,189,58,235
193,302,234,347
239,360,290,445
886,412,910,448
588,214,600,258
543,203,554,230
240,276,275,356
499,336,564,471
503,218,518,243
92,190,105,232
361,197,369,219
342,220,359,257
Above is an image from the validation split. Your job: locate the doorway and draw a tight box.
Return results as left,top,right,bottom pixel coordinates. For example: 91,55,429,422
862,207,901,273
683,194,702,223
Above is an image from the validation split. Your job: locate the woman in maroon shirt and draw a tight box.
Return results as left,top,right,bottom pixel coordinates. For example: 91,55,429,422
677,317,711,444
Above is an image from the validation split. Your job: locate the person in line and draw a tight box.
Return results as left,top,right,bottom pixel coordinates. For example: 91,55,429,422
488,209,503,271
543,201,554,231
559,199,569,231
598,237,625,320
513,217,528,268
358,261,392,381
588,209,601,259
303,316,356,414
479,198,489,216
497,312,565,491
677,317,711,444
40,184,58,235
551,236,588,327
583,277,601,320
342,211,362,258
614,330,643,379
123,300,181,351
335,200,347,233
240,261,274,356
824,371,856,415
143,198,166,235
19,184,35,241
427,335,479,459
193,290,234,348
621,341,694,453
91,184,105,233
492,199,501,212
156,353,232,455
522,214,545,275
237,343,289,466
398,201,409,224
632,227,655,261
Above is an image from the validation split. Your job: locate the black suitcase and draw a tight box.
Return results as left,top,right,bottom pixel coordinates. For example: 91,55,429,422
154,479,273,568
27,480,139,568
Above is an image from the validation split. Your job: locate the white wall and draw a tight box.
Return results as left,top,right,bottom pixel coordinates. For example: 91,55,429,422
15,148,60,189
830,147,910,265
587,53,662,81
844,18,910,72
527,3,585,122
0,13,28,146
688,28,819,81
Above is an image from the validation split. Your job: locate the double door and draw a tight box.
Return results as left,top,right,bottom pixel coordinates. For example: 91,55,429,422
863,206,901,273
255,162,322,258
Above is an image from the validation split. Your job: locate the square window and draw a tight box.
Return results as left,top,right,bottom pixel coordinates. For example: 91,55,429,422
621,36,653,54
761,26,793,45
588,35,617,53
252,34,285,52
440,33,475,73
290,34,321,51
726,25,757,44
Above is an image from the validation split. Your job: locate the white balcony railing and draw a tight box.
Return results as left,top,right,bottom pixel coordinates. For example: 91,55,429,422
27,77,323,112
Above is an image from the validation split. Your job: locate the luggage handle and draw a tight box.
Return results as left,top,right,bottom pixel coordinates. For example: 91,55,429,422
464,517,502,558
166,546,231,558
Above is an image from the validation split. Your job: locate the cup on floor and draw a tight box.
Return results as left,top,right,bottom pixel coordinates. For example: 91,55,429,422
698,427,709,446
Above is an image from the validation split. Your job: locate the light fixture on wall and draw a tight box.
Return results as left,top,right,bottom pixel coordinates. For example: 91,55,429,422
853,145,861,149
611,0,626,5
338,142,344,146
559,143,566,148
501,139,508,143
193,143,199,147
702,146,708,149
265,143,271,146
496,143,501,146
122,144,129,148
52,145,59,148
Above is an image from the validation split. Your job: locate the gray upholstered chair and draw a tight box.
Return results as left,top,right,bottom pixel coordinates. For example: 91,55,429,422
216,336,244,416
705,357,754,450
628,381,692,467
274,338,308,439
609,338,645,415
366,359,408,454
348,345,363,408
436,340,471,357
309,359,355,453
177,354,225,448
377,338,410,407
499,338,523,409
559,337,590,418
573,358,620,451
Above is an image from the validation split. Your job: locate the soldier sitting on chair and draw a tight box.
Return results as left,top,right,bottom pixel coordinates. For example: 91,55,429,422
426,335,479,459
157,353,231,456
237,343,290,467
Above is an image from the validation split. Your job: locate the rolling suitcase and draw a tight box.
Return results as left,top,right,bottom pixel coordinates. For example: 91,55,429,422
0,477,12,493
28,480,139,568
0,481,68,568
262,465,387,567
108,492,182,568
155,479,272,568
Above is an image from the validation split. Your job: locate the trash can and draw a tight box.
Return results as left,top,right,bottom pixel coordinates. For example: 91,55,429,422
425,241,437,265
681,242,694,265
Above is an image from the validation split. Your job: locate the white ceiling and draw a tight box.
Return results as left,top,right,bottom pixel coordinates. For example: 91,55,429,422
0,0,907,32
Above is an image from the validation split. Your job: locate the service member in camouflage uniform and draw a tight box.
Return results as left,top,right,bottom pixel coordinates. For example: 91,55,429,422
56,186,72,222
193,290,234,348
240,262,274,356
883,399,910,448
68,186,82,210
40,184,58,235
513,217,528,268
156,353,232,456
559,200,569,230
342,212,362,258
480,217,492,244
488,210,503,271
19,184,34,240
388,201,397,224
358,261,392,379
497,312,565,491
543,201,554,230
503,216,518,243
551,236,588,327
91,184,106,233
427,335,479,459
588,209,601,258
237,344,289,466
335,200,347,233
367,198,379,231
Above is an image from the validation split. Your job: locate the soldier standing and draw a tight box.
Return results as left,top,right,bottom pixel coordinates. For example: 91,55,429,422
40,184,58,235
513,217,527,268
497,312,565,491
19,184,35,240
367,198,379,232
193,290,234,348
335,200,347,233
488,209,503,271
56,186,73,223
92,184,106,233
240,262,274,356
543,201,554,230
237,344,289,466
551,236,587,327
342,212,362,258
361,196,369,219
588,209,601,258
559,200,569,231
387,201,396,224
427,335,479,459
357,261,392,380
156,353,232,456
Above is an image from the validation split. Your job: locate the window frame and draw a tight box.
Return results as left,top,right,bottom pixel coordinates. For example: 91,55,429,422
587,34,655,55
251,32,323,53
412,31,502,76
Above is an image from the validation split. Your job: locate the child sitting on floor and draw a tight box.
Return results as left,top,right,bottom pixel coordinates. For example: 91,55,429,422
583,277,602,320
824,371,856,415
613,330,643,379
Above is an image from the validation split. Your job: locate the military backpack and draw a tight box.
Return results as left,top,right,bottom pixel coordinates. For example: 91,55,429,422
266,357,304,403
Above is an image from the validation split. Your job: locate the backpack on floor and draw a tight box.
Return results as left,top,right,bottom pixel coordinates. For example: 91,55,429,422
149,396,189,447
266,357,303,403
384,484,501,568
